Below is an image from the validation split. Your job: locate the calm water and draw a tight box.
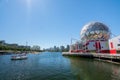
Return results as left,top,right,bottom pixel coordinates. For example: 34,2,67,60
0,52,120,80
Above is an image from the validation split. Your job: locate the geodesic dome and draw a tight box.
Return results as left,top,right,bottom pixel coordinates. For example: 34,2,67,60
80,22,111,41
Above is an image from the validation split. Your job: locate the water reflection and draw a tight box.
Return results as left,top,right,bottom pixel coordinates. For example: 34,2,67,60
68,57,120,80
0,53,120,80
0,53,75,80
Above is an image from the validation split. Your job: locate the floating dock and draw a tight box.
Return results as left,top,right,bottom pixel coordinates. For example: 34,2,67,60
62,52,120,63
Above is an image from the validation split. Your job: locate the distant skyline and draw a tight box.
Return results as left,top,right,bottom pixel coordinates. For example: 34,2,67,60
0,0,120,49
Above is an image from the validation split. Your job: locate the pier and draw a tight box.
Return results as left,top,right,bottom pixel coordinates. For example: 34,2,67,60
62,52,120,63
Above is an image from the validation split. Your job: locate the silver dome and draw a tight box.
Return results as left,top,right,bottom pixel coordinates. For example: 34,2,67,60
80,22,111,41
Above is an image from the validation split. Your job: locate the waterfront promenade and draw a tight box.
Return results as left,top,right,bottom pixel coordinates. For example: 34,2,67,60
62,52,120,63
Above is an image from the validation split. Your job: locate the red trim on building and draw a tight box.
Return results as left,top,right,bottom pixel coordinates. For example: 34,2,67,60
110,50,116,54
110,42,113,48
100,50,110,53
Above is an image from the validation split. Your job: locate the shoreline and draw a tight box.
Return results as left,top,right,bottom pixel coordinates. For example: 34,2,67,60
62,52,120,64
0,50,42,54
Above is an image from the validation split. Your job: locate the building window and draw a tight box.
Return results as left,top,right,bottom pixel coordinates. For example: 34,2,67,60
118,44,120,46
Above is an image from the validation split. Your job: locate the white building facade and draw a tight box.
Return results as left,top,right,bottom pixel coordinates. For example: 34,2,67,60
70,22,120,54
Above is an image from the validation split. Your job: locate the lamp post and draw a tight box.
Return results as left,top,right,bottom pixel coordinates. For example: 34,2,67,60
70,38,79,52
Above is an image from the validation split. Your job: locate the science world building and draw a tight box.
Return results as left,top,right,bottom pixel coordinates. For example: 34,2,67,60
70,22,120,54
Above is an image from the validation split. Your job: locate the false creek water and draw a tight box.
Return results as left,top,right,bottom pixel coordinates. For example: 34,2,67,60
0,52,120,80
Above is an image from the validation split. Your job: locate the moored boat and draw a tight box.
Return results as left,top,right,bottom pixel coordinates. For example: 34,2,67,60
11,53,27,60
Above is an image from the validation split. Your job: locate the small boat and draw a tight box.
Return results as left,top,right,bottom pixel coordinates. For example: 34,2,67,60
11,53,27,60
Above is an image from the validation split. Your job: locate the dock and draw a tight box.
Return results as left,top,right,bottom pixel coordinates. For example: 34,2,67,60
62,52,120,63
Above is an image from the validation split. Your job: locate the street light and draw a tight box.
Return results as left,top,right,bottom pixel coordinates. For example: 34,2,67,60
70,38,80,52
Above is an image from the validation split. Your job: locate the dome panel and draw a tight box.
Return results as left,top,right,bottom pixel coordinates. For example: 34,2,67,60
80,22,111,41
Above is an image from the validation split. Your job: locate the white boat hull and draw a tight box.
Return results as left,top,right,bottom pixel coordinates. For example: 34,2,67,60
11,55,27,60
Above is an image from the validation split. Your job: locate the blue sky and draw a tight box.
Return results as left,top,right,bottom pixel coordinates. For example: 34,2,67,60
0,0,120,49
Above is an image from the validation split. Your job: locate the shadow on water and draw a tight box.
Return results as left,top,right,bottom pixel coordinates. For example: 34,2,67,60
65,56,120,80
